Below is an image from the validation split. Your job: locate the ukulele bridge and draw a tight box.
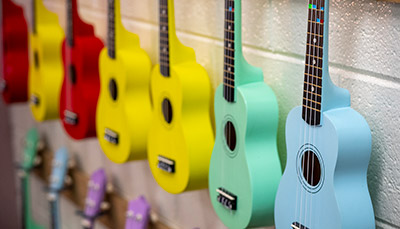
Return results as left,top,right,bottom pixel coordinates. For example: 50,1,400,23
30,94,40,106
104,128,119,145
291,222,309,229
64,110,78,125
157,156,175,173
216,187,237,210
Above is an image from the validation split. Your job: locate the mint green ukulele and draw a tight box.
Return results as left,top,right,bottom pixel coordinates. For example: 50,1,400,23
208,0,282,228
19,128,44,229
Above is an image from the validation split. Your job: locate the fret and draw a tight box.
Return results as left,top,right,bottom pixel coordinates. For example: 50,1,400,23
304,72,321,80
305,63,322,70
308,20,323,25
302,104,320,112
304,81,321,89
306,54,322,60
66,0,74,46
303,89,321,97
224,55,234,60
159,0,170,77
306,43,323,49
223,83,235,88
224,76,234,82
307,32,323,37
303,97,321,105
107,0,116,59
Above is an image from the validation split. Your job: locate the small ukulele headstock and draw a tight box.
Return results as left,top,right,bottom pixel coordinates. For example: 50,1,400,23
48,147,69,193
125,196,151,229
83,168,107,219
22,128,41,171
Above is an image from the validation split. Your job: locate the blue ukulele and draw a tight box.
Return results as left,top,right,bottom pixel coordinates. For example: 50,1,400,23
47,147,70,229
274,0,375,228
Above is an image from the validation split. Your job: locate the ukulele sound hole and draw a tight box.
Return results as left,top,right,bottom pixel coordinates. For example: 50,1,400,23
34,51,39,69
108,78,118,101
224,121,237,151
69,65,77,84
162,98,173,124
301,151,321,187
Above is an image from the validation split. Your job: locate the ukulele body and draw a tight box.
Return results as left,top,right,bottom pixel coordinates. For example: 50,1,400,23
28,1,64,121
96,47,151,163
147,62,214,194
1,0,29,103
275,106,375,229
60,36,103,139
209,83,281,228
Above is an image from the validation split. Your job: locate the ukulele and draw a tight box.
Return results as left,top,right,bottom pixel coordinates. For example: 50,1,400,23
80,169,107,229
208,0,282,228
28,0,64,121
19,128,44,229
48,147,70,229
59,0,103,140
147,0,214,194
1,0,29,104
125,196,151,229
274,0,375,228
96,0,152,163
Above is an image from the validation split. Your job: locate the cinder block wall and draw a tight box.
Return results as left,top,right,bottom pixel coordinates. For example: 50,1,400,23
9,0,400,228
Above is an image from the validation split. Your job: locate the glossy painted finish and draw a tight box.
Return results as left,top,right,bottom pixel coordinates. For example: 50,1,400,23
1,0,29,104
59,0,103,140
274,1,375,228
208,1,281,228
147,0,214,194
96,0,152,163
29,0,64,121
125,196,151,229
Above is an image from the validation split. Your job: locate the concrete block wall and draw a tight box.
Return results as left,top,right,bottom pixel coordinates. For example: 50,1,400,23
7,0,400,228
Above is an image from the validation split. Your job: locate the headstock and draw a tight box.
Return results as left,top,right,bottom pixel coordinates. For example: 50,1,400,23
83,168,107,219
21,128,41,171
125,196,151,229
48,147,69,193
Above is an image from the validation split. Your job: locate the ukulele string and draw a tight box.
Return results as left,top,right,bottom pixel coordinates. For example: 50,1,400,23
311,1,324,227
306,0,319,225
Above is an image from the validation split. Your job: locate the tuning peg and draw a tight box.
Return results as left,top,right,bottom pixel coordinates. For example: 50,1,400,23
150,211,159,223
106,183,114,193
47,192,57,201
17,170,26,178
64,175,73,187
33,155,42,167
36,140,45,152
68,159,76,169
81,218,91,228
100,201,110,211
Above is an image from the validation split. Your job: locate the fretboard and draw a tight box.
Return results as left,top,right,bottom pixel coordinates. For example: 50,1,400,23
66,0,74,46
223,0,235,102
107,0,116,59
302,0,325,126
32,0,37,34
159,0,170,77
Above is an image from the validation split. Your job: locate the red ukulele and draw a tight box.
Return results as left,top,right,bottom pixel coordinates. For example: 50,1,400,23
59,0,103,139
1,0,29,104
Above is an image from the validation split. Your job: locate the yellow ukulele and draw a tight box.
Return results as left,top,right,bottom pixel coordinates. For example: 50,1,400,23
147,0,214,194
96,0,152,163
29,0,64,121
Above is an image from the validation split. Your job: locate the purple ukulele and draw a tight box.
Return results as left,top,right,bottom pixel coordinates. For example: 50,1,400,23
125,196,151,229
81,169,107,229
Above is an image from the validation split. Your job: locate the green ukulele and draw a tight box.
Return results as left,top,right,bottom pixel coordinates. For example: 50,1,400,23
18,128,44,229
208,0,282,228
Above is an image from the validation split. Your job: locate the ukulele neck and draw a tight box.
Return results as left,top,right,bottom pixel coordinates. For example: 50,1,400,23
301,0,329,126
